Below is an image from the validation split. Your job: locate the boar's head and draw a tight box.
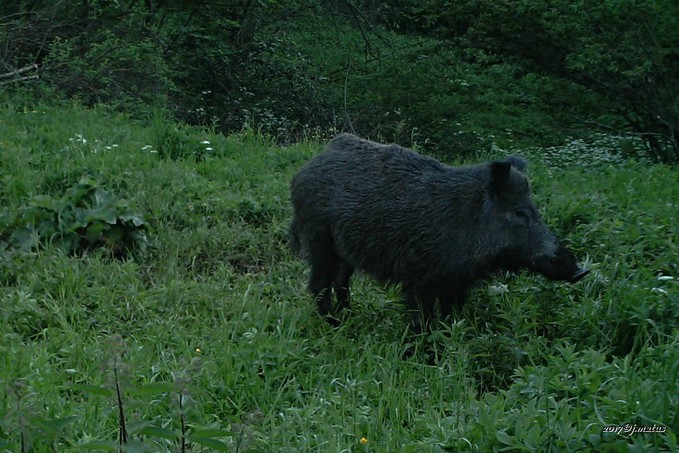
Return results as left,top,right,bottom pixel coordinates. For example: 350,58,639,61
486,156,589,283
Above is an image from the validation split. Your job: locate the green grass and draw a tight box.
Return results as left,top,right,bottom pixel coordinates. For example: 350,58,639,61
0,100,677,452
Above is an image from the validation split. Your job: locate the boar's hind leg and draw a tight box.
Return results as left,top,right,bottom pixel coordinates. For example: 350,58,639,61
404,286,436,334
439,285,470,320
308,241,342,325
334,260,354,313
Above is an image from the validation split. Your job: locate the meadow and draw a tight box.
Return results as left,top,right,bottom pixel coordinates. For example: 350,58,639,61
0,101,677,452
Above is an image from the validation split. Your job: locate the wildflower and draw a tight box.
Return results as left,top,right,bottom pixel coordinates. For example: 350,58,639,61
488,284,509,295
243,328,257,340
195,347,202,353
200,140,211,145
360,437,368,445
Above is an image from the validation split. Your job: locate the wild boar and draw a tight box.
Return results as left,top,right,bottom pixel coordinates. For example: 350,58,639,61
290,133,589,331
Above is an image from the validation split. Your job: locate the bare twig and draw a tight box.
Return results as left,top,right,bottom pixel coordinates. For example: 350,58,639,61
343,62,354,133
0,75,38,85
113,359,128,449
179,391,187,453
0,64,38,78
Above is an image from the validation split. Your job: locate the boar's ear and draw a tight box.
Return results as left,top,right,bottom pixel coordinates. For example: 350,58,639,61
489,161,512,191
505,155,527,173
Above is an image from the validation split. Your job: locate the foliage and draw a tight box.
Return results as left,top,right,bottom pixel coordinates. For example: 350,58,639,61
372,0,679,162
42,30,176,110
0,0,623,157
0,101,677,451
1,1,176,108
0,176,147,257
276,18,598,154
560,0,679,163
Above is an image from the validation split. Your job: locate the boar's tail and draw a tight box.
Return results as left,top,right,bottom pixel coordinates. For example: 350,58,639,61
288,217,302,255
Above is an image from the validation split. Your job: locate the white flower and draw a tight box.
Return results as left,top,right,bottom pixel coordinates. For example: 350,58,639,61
242,328,258,340
489,284,509,295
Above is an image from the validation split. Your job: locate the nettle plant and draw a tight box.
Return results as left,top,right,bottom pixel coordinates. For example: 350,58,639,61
2,176,147,256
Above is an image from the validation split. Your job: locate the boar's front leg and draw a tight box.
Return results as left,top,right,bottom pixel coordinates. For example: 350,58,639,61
439,283,470,320
308,243,342,326
404,285,436,334
334,260,354,313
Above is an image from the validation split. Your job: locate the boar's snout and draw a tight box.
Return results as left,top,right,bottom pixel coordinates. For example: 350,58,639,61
534,243,589,284
568,266,590,283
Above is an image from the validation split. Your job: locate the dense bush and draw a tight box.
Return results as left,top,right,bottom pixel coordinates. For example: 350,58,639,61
370,0,679,162
1,0,647,159
1,176,147,257
43,30,176,109
2,1,677,159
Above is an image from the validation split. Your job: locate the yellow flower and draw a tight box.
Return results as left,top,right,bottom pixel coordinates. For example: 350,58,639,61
360,437,368,445
195,347,202,353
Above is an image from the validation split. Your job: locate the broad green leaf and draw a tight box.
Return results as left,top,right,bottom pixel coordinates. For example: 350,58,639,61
127,420,153,436
78,175,100,188
188,436,230,451
22,207,53,226
496,430,513,446
138,426,178,440
87,196,119,225
93,188,116,209
29,415,77,434
119,212,147,227
66,184,95,205
30,195,65,212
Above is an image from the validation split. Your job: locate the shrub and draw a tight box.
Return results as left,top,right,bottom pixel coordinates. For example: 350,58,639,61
1,176,147,257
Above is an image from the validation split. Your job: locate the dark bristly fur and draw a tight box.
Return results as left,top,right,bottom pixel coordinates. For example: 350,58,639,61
290,133,589,331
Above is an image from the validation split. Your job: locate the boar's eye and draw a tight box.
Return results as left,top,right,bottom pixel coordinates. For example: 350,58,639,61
515,209,531,225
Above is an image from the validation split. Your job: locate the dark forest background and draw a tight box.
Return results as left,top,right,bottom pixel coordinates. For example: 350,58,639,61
2,0,678,162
